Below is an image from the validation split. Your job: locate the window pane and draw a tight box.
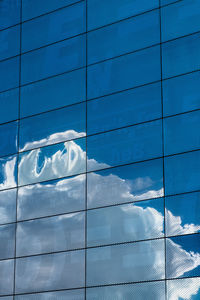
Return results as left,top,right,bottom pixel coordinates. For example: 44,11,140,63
0,155,17,191
87,240,165,286
167,277,200,300
0,121,18,157
0,260,14,296
0,0,20,30
16,289,84,300
0,189,16,224
0,224,15,259
0,57,19,93
0,88,19,124
0,25,20,60
161,0,177,5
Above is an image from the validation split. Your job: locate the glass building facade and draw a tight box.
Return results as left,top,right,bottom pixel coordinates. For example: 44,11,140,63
0,0,200,299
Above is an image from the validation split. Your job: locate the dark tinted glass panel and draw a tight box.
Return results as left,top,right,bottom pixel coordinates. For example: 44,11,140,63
15,250,85,293
87,120,162,172
0,26,20,60
22,2,86,52
163,72,200,116
0,88,19,124
19,103,86,151
162,0,200,41
162,33,200,79
0,57,19,92
21,35,86,85
18,174,85,220
87,281,165,300
20,68,86,118
87,239,165,286
164,111,200,155
87,0,159,30
0,224,15,259
87,198,164,246
16,289,84,300
167,277,200,300
0,121,18,157
0,189,16,224
0,155,17,191
88,10,159,64
0,260,14,295
87,45,160,99
18,139,86,186
165,151,200,195
0,0,20,30
87,82,161,135
166,234,200,279
87,158,163,209
166,192,200,237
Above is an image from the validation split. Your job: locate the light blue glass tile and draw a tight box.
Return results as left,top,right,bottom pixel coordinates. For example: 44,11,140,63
0,189,16,224
0,224,15,259
0,155,17,191
167,277,200,300
0,260,14,295
16,290,84,300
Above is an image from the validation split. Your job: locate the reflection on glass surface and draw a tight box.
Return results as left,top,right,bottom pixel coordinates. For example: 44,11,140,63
0,0,20,30
0,88,19,125
166,192,200,237
0,224,15,259
87,239,165,286
18,174,85,220
166,235,200,279
0,189,16,224
87,158,164,208
16,289,84,300
0,259,14,296
87,120,162,172
0,57,20,93
19,103,86,151
16,212,85,256
87,281,165,300
0,155,17,191
87,198,164,246
167,277,200,300
0,121,18,157
18,138,86,186
15,250,85,293
0,25,20,60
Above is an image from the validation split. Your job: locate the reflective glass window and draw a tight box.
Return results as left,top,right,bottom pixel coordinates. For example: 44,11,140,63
19,103,86,151
88,10,160,64
166,234,200,279
21,35,86,85
0,0,20,30
0,155,17,191
0,297,13,300
0,189,16,224
164,111,200,155
0,260,14,295
166,192,200,237
167,277,200,300
161,0,177,5
15,250,85,293
87,239,165,286
87,198,164,247
0,121,18,157
0,57,19,93
20,68,86,118
164,151,200,195
87,45,160,99
18,174,85,220
87,120,162,172
0,224,15,259
87,158,163,209
18,138,86,186
15,289,84,300
87,82,162,135
0,88,19,124
16,212,85,256
22,2,86,52
0,25,20,60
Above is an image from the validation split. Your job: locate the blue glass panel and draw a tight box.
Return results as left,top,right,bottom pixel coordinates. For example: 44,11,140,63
0,89,19,124
15,250,85,293
0,189,16,224
161,0,177,5
20,68,86,118
0,0,20,30
87,198,164,246
18,138,86,186
162,33,200,79
87,45,160,99
166,192,200,237
16,289,84,300
164,111,200,155
162,0,200,41
87,0,159,30
16,212,85,256
19,103,86,151
165,151,200,195
88,10,160,64
0,224,15,259
0,121,18,157
87,281,165,300
22,2,86,52
167,277,200,300
0,260,14,295
18,174,85,220
87,239,165,286
87,82,161,135
0,297,13,300
22,0,80,21
0,26,20,60
0,155,17,191
87,158,164,209
21,35,86,85
87,120,162,172
0,57,19,92
163,72,200,116
166,234,200,279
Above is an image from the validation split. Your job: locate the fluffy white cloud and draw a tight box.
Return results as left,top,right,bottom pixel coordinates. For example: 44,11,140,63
168,277,200,300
